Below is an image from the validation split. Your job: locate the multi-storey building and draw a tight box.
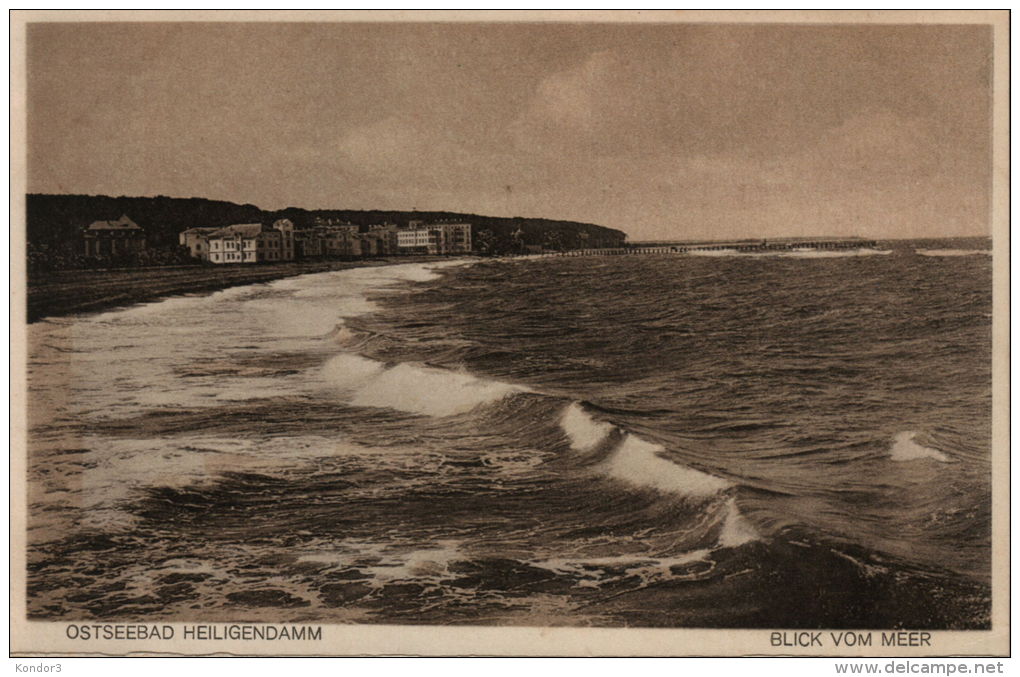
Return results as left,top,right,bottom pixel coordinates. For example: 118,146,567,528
83,215,146,257
396,227,434,253
293,229,324,259
396,222,472,255
434,222,472,254
178,227,221,261
317,225,361,258
368,223,399,255
206,220,295,264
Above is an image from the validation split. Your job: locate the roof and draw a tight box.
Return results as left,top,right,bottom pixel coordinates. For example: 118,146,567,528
206,223,267,239
87,215,142,231
180,227,223,235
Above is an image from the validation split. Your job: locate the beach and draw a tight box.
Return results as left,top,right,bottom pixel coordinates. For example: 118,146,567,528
25,257,444,322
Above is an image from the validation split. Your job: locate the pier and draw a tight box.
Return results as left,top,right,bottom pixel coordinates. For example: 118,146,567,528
554,239,878,257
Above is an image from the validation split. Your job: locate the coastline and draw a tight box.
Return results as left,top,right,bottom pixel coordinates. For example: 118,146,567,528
26,256,449,323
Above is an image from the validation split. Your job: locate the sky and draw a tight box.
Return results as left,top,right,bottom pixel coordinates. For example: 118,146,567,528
26,20,993,241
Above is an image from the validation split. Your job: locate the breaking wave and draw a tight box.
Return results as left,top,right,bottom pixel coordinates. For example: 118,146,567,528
560,402,615,451
889,431,949,462
322,353,527,417
602,434,733,498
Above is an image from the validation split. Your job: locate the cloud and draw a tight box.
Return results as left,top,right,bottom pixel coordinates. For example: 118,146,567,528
509,51,623,153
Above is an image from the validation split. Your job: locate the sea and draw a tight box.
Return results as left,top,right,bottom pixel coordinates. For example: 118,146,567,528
25,237,993,629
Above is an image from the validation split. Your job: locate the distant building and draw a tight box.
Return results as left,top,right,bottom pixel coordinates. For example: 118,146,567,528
294,229,324,259
317,225,362,258
369,223,399,255
206,220,295,264
178,227,221,261
358,232,381,257
397,226,434,254
312,217,359,233
435,222,472,254
273,219,296,261
396,222,472,255
291,223,397,260
83,215,146,257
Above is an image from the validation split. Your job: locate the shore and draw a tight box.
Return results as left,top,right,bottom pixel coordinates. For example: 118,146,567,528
26,257,446,323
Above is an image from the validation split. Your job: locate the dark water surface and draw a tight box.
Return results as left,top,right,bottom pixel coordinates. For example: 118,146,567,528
27,240,993,628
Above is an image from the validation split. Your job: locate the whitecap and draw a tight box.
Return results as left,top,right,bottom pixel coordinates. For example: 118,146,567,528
320,352,387,389
560,402,615,451
344,358,526,418
889,431,949,462
602,434,731,498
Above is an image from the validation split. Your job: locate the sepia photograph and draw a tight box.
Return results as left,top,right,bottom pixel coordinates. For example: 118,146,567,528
9,10,1009,658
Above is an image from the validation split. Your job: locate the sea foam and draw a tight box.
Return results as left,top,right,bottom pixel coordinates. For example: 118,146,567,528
321,352,387,388
889,431,949,462
560,402,615,451
323,354,525,417
718,498,758,547
603,434,732,498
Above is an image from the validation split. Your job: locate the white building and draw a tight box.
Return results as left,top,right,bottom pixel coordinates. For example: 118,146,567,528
397,228,434,253
206,220,295,264
396,222,472,255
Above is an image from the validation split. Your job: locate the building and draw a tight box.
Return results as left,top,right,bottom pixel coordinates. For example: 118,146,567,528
178,227,221,261
83,215,146,257
273,219,296,261
396,222,472,255
294,229,324,259
292,223,389,259
358,232,381,257
434,222,472,254
369,223,399,255
397,226,434,254
312,217,360,233
206,220,295,264
317,225,362,258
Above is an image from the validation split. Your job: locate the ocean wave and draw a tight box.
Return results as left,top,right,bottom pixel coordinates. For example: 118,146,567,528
353,363,527,417
889,431,949,462
322,353,528,417
602,434,732,498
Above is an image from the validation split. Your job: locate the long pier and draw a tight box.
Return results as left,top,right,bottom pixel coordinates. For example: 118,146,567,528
554,239,878,257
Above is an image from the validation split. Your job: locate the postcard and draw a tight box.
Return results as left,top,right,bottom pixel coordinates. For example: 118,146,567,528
10,10,1009,657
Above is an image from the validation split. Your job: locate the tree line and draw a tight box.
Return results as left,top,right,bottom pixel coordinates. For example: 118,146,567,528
26,193,628,272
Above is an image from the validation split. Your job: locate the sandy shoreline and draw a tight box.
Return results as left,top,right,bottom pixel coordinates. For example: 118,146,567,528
25,257,448,323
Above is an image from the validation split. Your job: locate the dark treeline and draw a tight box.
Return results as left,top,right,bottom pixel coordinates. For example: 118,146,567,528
26,194,628,272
